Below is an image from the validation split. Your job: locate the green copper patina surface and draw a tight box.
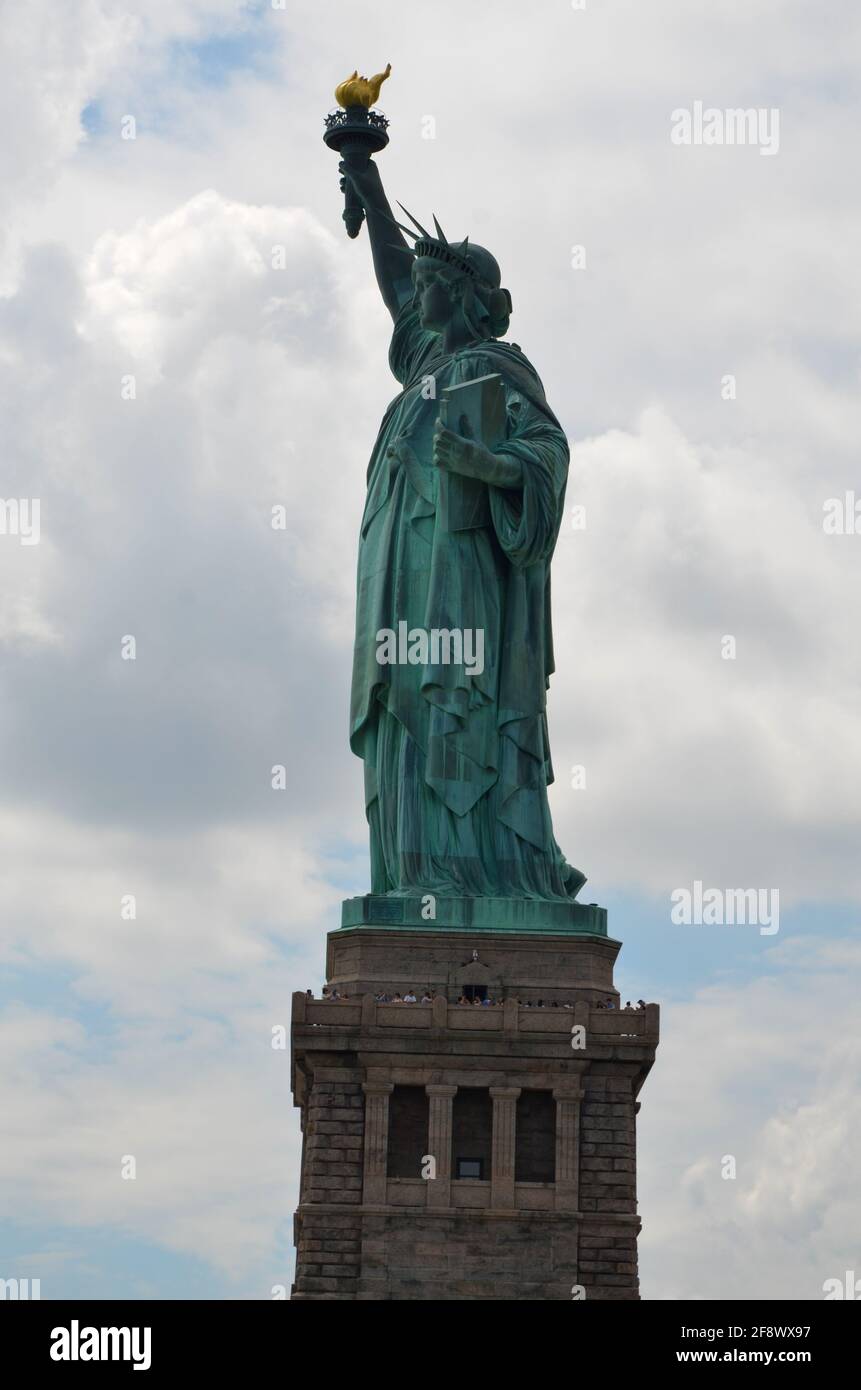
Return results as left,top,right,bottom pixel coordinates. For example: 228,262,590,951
341,895,608,938
338,152,585,907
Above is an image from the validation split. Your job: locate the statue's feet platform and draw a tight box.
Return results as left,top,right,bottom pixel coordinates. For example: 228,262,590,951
340,892,608,936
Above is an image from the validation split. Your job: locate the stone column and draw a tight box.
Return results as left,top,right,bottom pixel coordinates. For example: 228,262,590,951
362,1082,394,1204
490,1086,521,1209
554,1087,585,1211
425,1084,457,1208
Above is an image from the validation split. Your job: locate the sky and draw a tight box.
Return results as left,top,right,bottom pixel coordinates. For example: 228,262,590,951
1,0,859,1301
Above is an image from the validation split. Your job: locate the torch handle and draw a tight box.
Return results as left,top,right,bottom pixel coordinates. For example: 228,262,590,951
340,151,369,240
324,109,389,241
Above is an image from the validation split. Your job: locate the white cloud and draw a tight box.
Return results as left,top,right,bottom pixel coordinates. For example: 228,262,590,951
0,1003,299,1289
640,938,861,1299
0,806,338,1289
547,407,861,903
0,2,135,218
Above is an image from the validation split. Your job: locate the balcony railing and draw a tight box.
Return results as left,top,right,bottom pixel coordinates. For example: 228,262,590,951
293,994,658,1042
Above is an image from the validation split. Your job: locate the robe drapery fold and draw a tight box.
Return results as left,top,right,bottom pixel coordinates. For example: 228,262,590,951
350,302,585,900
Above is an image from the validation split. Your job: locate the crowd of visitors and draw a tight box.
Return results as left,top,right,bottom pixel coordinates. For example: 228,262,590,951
373,990,434,1003
313,988,648,1009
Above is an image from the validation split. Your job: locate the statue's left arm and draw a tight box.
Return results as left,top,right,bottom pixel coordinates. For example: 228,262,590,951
432,417,523,489
433,391,569,569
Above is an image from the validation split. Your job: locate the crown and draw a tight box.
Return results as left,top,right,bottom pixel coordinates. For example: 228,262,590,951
384,205,479,280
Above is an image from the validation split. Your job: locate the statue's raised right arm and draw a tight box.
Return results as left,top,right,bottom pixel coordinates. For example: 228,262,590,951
339,160,414,321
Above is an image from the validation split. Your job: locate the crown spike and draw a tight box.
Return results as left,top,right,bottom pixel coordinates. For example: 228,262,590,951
396,203,433,239
377,209,420,240
432,214,449,245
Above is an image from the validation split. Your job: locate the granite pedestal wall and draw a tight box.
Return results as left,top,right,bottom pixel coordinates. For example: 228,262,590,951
290,897,659,1301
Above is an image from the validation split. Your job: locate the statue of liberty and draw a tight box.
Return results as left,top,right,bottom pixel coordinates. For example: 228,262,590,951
340,154,586,904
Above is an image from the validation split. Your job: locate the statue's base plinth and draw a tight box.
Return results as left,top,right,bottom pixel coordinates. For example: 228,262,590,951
291,898,658,1300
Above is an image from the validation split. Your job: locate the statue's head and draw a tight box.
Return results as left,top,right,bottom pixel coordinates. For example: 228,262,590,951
393,206,512,341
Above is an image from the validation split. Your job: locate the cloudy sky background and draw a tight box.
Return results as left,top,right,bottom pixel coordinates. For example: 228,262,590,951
1,0,859,1299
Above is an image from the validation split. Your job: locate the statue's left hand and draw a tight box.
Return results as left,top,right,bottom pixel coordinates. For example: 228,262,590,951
432,416,522,488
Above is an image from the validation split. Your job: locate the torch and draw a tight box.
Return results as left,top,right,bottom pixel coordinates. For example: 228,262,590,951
323,64,391,239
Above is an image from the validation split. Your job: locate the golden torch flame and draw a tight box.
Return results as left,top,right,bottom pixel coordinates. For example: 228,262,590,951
335,62,391,110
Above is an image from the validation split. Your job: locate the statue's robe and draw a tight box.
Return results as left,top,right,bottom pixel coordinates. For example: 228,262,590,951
350,302,585,900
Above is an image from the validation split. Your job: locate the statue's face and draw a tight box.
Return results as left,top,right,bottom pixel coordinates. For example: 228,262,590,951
412,258,456,333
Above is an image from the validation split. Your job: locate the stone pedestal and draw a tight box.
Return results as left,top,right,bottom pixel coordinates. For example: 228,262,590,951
290,897,659,1301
